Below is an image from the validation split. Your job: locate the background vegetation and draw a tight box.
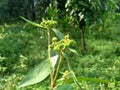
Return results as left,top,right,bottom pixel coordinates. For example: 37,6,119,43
0,0,120,90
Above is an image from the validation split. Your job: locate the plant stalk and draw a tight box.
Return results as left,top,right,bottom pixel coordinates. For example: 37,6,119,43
52,51,63,87
47,28,54,89
48,29,51,58
66,59,82,89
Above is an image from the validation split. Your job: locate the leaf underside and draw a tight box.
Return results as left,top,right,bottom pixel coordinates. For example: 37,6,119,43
18,55,58,88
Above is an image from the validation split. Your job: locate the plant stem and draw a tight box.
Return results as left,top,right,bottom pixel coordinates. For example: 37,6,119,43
48,29,51,59
53,51,63,87
47,28,54,89
66,59,82,89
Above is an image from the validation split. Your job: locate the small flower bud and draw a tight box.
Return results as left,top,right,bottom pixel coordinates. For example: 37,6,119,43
52,37,58,42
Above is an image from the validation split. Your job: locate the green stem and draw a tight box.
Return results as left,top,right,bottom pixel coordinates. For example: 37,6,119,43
66,59,82,89
48,29,51,59
53,51,63,87
48,28,54,89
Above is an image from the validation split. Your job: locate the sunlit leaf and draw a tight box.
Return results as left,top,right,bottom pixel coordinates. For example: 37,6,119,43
57,84,73,90
52,28,64,40
20,16,42,28
51,55,58,67
18,55,58,88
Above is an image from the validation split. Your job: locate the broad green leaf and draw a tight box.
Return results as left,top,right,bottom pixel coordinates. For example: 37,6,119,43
52,28,64,40
57,84,73,90
64,76,111,84
20,16,42,28
18,55,58,88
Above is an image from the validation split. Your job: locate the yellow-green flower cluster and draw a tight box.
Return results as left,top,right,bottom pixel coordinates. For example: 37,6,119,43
40,19,57,29
50,35,75,52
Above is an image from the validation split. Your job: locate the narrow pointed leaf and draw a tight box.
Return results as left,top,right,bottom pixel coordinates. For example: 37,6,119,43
52,28,64,39
64,76,111,84
18,55,58,88
68,48,78,55
69,70,81,89
62,52,81,89
20,16,42,28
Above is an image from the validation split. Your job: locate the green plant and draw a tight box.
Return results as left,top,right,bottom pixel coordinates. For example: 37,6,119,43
18,17,112,90
18,17,64,89
50,34,79,89
18,17,77,89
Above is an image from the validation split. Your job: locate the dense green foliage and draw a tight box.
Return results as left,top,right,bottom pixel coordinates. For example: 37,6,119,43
0,0,120,90
0,19,120,90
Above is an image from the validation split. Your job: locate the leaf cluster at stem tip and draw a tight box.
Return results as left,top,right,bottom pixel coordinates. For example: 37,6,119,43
50,34,76,52
40,19,57,29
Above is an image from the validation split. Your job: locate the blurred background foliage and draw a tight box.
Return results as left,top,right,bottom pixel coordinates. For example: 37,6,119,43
0,0,120,89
